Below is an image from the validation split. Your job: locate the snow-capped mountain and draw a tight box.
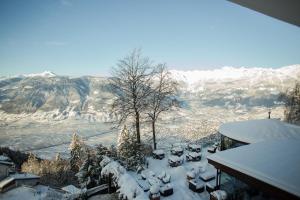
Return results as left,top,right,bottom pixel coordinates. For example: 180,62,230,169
21,71,57,78
0,65,299,124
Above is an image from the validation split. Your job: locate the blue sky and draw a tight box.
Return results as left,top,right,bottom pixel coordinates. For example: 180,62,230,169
0,0,300,76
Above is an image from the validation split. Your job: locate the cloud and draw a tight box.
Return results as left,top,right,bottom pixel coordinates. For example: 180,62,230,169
45,41,67,46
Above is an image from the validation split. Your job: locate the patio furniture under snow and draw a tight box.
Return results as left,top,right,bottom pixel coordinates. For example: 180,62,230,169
200,170,216,182
186,152,202,161
160,183,173,196
149,185,160,200
170,146,184,156
206,180,217,193
168,155,183,167
157,171,171,184
186,169,197,181
207,146,218,153
188,180,205,193
137,179,150,192
152,150,165,160
187,144,202,152
148,177,162,187
210,190,227,200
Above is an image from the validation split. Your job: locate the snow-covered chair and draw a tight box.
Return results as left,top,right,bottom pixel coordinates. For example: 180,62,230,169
210,190,227,200
188,180,205,193
186,152,202,162
187,144,202,152
152,150,165,160
160,183,173,196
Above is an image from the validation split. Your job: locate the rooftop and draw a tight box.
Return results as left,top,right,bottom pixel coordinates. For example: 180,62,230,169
208,139,300,198
219,119,300,143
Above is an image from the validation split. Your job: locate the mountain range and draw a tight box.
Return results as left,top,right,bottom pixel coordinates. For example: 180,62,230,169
0,65,299,124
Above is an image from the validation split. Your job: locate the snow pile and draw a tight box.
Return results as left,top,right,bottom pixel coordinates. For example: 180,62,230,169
100,158,147,200
118,173,147,200
101,161,126,179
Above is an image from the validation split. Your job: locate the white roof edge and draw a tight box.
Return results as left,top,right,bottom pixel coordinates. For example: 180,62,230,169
219,119,300,143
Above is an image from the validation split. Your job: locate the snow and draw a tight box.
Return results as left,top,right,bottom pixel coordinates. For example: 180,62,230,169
207,139,300,198
219,119,300,143
153,149,165,155
22,71,57,78
0,173,40,189
169,65,300,86
0,185,66,200
210,190,227,200
61,185,81,194
0,155,11,162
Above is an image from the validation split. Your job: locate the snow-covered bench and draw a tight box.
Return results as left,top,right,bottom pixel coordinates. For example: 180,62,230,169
188,180,205,193
160,183,173,196
170,146,184,156
199,170,216,182
168,155,183,167
152,150,165,160
187,144,202,152
186,152,202,162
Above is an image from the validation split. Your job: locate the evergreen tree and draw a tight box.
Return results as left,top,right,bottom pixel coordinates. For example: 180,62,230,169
117,125,144,170
76,154,101,189
69,133,86,172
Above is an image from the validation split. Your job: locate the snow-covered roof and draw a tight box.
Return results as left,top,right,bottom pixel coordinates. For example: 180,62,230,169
10,173,40,180
0,155,10,161
0,173,40,189
219,119,300,143
208,140,300,198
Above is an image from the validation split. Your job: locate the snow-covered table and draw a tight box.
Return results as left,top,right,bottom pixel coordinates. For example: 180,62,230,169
170,146,184,156
188,180,205,193
187,144,202,152
168,155,183,167
152,150,165,160
186,152,202,161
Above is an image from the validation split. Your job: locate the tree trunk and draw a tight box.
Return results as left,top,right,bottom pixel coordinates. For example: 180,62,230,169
135,111,141,143
152,120,156,150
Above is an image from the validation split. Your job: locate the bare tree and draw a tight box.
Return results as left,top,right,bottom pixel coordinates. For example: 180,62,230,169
279,82,300,124
147,64,177,149
110,50,154,143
